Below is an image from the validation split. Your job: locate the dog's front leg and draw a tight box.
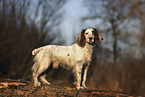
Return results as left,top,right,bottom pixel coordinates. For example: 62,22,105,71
75,62,83,90
82,65,89,89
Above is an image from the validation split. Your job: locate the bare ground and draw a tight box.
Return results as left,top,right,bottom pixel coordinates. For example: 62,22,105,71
0,78,131,97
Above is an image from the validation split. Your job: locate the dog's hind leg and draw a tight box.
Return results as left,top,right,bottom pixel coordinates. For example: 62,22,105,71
32,64,41,87
40,74,51,86
40,63,52,86
33,59,51,87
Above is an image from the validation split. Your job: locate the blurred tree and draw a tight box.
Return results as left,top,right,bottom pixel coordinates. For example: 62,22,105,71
101,0,131,65
128,0,145,47
90,0,145,65
0,0,65,79
28,0,66,44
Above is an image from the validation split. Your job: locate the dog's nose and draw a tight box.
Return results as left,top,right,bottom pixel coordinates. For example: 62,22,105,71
89,37,92,40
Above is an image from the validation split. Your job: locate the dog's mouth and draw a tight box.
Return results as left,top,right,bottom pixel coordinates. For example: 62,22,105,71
88,38,94,43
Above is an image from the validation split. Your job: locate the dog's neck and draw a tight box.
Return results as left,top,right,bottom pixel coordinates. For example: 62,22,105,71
84,43,94,54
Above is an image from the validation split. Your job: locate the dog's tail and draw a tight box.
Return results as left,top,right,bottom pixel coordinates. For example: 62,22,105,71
32,47,42,56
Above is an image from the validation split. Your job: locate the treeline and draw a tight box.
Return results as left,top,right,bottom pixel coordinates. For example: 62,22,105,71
0,0,54,79
88,0,145,95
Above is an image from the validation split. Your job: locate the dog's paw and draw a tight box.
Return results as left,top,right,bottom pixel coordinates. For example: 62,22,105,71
45,82,51,86
76,85,81,90
80,86,89,90
34,82,41,87
80,86,85,89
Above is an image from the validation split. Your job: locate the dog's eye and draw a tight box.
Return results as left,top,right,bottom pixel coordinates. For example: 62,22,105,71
85,32,88,34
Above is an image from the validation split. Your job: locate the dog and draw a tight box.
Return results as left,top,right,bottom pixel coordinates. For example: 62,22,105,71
32,28,103,90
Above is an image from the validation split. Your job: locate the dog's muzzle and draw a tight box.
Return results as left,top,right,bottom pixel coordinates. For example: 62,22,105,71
88,37,94,43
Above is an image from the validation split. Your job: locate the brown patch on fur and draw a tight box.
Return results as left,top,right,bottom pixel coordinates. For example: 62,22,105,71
92,28,103,44
76,29,86,47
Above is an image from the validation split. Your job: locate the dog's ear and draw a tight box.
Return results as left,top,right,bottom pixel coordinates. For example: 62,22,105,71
93,28,103,44
77,29,86,47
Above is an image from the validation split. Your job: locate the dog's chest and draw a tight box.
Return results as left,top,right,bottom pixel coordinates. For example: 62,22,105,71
83,50,92,63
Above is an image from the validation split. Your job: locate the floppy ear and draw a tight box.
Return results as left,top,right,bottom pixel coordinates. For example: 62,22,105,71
76,29,86,47
93,28,103,44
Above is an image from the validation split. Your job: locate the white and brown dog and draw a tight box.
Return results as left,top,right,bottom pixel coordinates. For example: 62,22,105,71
32,28,103,90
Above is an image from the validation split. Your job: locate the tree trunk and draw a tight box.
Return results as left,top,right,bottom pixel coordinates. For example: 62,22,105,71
111,19,117,66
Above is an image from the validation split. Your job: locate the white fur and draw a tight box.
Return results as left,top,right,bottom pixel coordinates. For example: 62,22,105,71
32,28,103,90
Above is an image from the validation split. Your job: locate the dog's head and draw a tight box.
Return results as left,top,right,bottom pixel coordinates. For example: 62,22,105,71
77,28,103,47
